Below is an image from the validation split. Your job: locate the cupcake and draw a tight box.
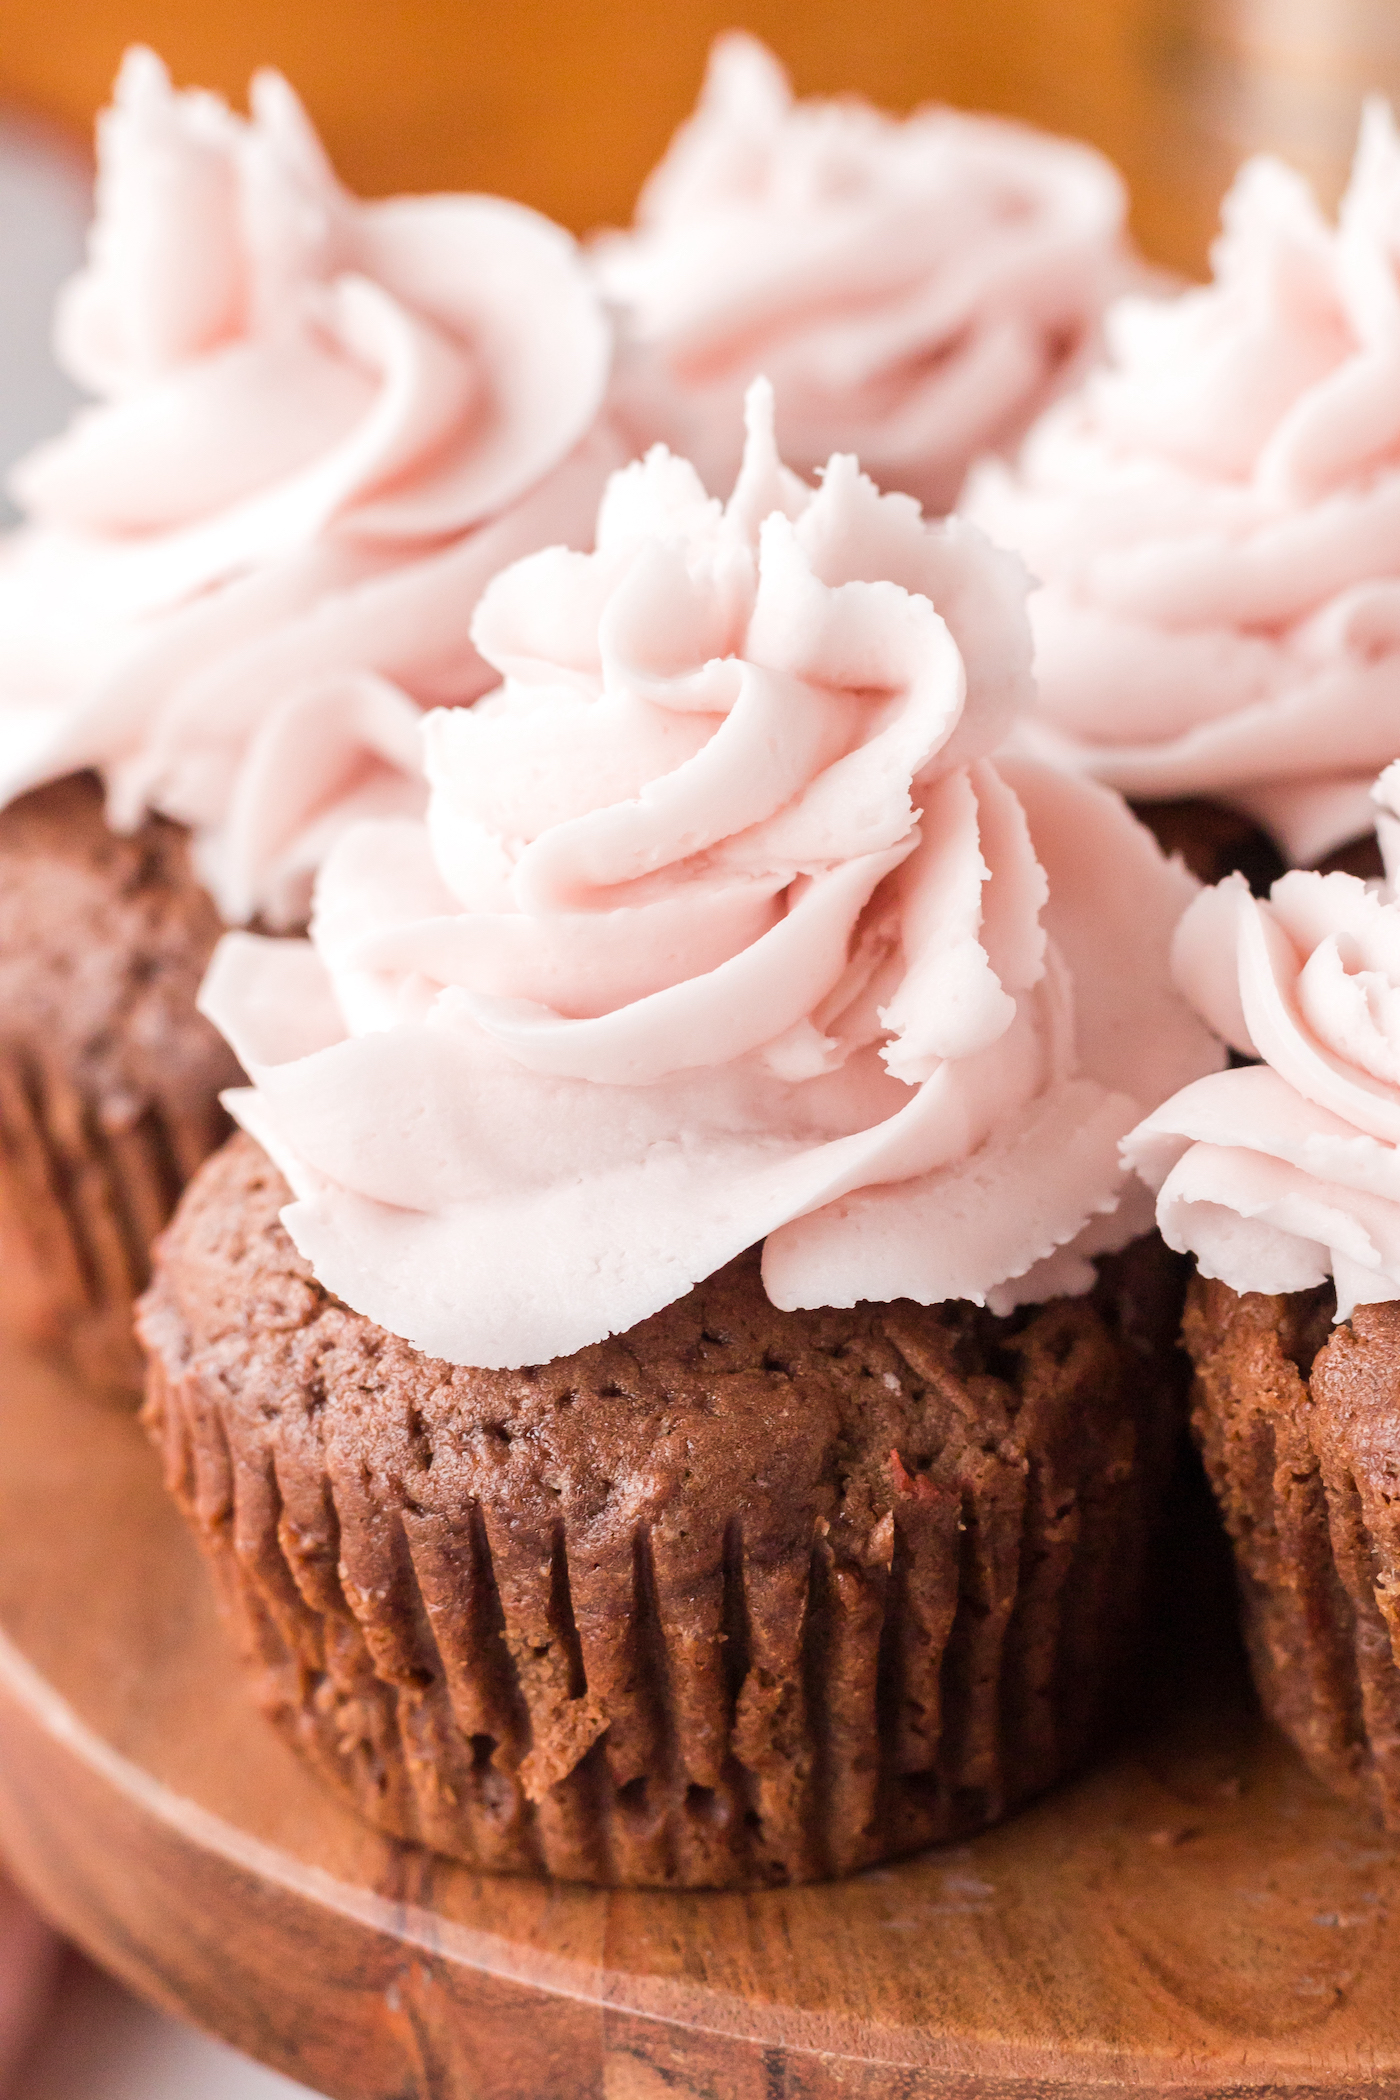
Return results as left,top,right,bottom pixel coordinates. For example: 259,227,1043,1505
1126,762,1400,1825
0,50,616,1392
139,387,1222,1886
592,34,1132,514
966,105,1400,885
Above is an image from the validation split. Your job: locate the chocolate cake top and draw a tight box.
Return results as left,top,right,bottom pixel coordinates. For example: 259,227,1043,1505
0,770,238,1124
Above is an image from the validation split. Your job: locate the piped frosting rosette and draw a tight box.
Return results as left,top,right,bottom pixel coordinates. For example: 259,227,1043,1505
0,49,618,926
1126,764,1400,1319
968,104,1400,867
592,34,1130,516
201,384,1220,1369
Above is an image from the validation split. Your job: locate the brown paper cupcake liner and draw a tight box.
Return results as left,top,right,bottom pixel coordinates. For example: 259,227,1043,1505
0,771,242,1400
0,1041,228,1396
139,1133,1183,1888
1186,1275,1400,1827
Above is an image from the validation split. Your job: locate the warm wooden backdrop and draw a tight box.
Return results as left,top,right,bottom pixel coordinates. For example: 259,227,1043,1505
0,0,1388,276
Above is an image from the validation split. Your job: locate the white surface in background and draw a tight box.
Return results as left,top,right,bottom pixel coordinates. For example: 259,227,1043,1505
0,117,326,2100
12,1958,318,2100
0,108,89,499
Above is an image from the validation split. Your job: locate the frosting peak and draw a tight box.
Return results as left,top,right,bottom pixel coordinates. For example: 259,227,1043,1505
593,33,1131,514
0,49,619,927
54,49,351,397
968,103,1400,866
1127,762,1400,1318
19,49,608,542
202,386,1220,1369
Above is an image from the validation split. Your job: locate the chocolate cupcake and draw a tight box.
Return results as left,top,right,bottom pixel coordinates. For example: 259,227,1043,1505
0,772,236,1393
1181,1277,1400,1824
1127,777,1400,1823
966,107,1400,884
139,388,1222,1883
0,50,615,1390
142,1131,1184,1886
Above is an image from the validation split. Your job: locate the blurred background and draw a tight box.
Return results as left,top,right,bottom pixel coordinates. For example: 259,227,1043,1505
0,0,1395,279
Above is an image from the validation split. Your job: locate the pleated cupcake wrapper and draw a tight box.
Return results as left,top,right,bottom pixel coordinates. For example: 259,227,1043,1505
0,1043,226,1399
144,1323,1171,1889
1191,1283,1400,1828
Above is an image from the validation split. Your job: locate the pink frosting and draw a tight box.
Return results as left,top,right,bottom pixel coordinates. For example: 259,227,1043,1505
0,1876,58,2093
201,386,1220,1369
592,34,1130,515
0,49,618,926
1126,764,1400,1318
969,105,1400,866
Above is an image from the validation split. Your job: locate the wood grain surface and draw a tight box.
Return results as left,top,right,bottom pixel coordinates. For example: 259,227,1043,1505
2,1342,1400,2098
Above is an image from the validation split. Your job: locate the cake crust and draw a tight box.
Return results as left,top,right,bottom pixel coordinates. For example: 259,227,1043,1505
0,771,240,1394
141,1131,1182,1887
1131,797,1285,891
1131,797,1382,890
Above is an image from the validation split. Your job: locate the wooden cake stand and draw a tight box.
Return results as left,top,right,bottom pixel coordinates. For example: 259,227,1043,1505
1,1344,1399,2099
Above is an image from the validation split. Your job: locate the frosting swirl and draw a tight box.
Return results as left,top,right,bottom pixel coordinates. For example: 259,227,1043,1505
0,48,617,926
968,104,1400,866
201,386,1219,1369
1126,764,1400,1318
592,33,1130,515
